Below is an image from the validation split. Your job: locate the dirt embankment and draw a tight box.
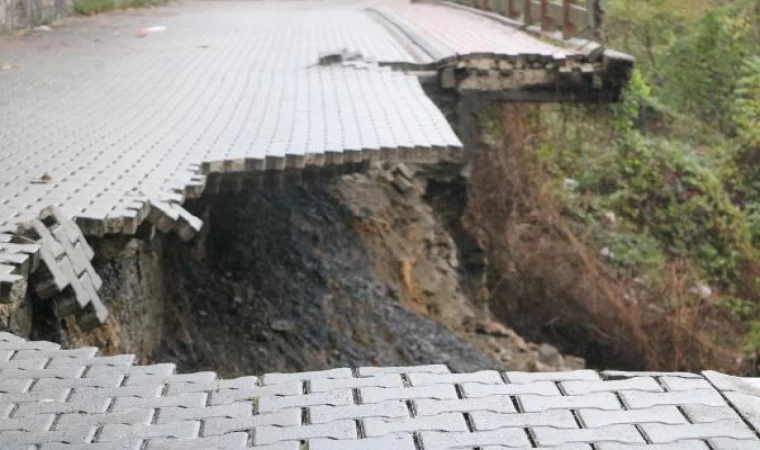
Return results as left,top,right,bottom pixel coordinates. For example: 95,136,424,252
36,162,583,377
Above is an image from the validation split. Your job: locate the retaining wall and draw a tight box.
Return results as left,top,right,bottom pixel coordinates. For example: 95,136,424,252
1,0,72,32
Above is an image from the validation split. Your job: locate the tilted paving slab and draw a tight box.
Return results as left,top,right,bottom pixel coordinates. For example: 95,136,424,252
1,333,760,449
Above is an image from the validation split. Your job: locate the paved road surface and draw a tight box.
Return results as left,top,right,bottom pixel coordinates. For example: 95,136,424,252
1,332,760,449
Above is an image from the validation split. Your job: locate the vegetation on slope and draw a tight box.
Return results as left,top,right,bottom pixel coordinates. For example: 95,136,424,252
74,0,163,16
472,0,760,373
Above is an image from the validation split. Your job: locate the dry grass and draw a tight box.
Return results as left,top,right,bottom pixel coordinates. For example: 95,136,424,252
466,104,743,372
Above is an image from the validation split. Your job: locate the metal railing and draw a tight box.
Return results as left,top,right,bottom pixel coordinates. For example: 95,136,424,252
450,0,604,41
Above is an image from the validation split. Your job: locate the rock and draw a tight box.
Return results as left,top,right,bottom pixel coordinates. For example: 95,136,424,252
233,296,244,305
461,316,476,333
393,163,415,181
475,320,512,337
564,355,586,370
271,319,295,333
392,176,415,195
602,211,616,226
691,282,713,300
143,26,167,33
538,343,563,367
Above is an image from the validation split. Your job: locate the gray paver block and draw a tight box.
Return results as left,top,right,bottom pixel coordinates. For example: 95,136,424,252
717,392,760,431
145,432,248,449
363,412,469,437
68,385,164,403
357,365,450,376
659,376,713,391
519,392,622,412
462,380,561,397
311,374,403,392
56,409,154,430
709,438,760,449
155,401,251,424
471,409,578,430
261,368,353,385
0,414,55,432
258,389,353,413
0,426,97,446
309,434,416,450
202,409,301,436
112,392,207,412
681,404,745,423
13,397,111,417
360,384,458,404
561,377,663,395
603,371,703,380
41,442,143,450
254,420,358,445
578,406,688,427
596,442,711,450
98,421,202,442
641,421,757,443
209,380,302,405
620,389,726,409
310,401,409,424
407,370,502,386
533,424,646,446
419,429,532,449
415,395,516,416
506,370,600,384
704,371,760,396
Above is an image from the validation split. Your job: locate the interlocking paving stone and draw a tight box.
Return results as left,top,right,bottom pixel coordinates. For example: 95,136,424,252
419,429,532,448
710,438,760,449
364,412,469,437
640,421,757,443
255,420,358,445
561,377,664,395
203,409,301,436
311,374,403,392
596,443,711,450
2,333,760,449
145,433,248,450
518,392,622,412
415,395,517,415
461,380,561,397
471,409,577,430
360,384,459,404
357,364,451,376
309,434,416,450
533,424,646,446
2,0,476,324
620,389,726,409
310,401,409,423
407,370,502,386
507,369,601,383
578,406,688,427
261,368,353,385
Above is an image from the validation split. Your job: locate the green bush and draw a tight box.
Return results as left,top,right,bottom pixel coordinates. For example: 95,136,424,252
659,10,755,133
74,0,162,15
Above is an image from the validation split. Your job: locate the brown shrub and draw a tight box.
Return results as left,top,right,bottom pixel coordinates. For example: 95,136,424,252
467,104,741,372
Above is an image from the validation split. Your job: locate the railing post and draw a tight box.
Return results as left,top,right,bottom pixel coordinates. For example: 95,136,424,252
540,0,551,30
507,0,518,18
587,0,604,41
523,0,533,25
562,0,575,39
